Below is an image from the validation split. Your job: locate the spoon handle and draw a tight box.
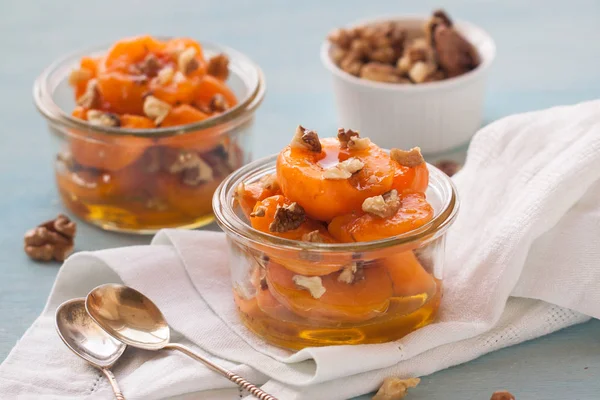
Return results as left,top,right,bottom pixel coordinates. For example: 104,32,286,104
101,368,126,400
166,343,277,400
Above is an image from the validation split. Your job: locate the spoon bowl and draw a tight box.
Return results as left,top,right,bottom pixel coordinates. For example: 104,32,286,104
55,298,127,399
86,284,278,400
86,284,169,350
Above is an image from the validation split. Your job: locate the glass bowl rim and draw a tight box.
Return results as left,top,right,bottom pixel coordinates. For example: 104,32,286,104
213,153,460,253
33,37,266,138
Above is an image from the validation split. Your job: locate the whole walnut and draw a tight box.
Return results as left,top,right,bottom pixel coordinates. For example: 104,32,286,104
24,214,76,262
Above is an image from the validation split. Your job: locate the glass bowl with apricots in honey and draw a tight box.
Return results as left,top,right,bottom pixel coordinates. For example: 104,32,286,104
34,35,265,233
213,126,458,349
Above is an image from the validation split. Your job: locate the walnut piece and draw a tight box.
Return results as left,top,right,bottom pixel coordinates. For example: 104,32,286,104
372,377,420,400
337,128,360,148
490,391,515,400
348,136,371,151
168,151,214,186
362,189,400,218
68,68,93,86
269,202,306,232
360,62,409,84
302,230,324,243
143,95,172,125
322,157,364,180
250,206,266,218
178,47,199,75
24,214,76,262
209,94,229,113
433,24,480,77
390,147,425,168
408,61,437,83
76,79,99,109
138,54,161,78
338,263,358,284
86,110,121,127
207,53,230,80
157,66,175,85
291,126,322,153
259,173,280,191
435,159,461,177
292,275,326,298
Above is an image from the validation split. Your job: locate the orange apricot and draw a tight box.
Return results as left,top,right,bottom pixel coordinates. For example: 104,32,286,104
236,174,282,219
69,129,150,171
328,192,434,242
196,75,238,107
391,162,429,194
96,71,148,115
102,35,165,72
266,262,393,323
384,251,436,297
277,137,396,221
121,114,155,129
156,173,221,217
160,104,209,127
149,74,202,106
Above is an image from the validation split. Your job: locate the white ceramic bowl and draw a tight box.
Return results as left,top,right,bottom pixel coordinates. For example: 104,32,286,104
321,16,496,155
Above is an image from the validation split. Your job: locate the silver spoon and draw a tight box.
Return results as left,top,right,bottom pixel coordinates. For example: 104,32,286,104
55,298,126,400
85,283,277,400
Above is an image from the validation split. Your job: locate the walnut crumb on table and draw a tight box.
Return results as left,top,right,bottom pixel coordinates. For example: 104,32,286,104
490,391,516,400
372,377,420,400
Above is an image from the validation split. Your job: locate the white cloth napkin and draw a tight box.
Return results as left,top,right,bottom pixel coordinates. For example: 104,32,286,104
2,100,600,400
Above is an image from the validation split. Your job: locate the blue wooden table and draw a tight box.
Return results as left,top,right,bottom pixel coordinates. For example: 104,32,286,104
2,1,599,398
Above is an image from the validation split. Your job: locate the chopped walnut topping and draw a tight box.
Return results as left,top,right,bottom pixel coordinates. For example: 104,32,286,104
168,151,214,186
390,147,425,168
337,128,360,148
292,275,326,299
490,391,515,400
291,126,322,153
178,47,199,75
250,206,266,218
269,202,306,232
338,263,358,284
322,157,364,180
207,53,230,80
302,230,324,243
372,377,420,400
68,68,93,86
24,214,76,262
139,54,161,78
259,173,280,191
86,110,121,127
76,78,99,109
157,66,175,85
348,136,371,151
209,94,229,113
143,95,172,125
362,189,400,218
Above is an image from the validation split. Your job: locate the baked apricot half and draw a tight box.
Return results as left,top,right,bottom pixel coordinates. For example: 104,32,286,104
277,127,396,221
328,191,434,242
266,261,393,323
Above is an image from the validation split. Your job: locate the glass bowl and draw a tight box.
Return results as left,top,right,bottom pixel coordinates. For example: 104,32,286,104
34,40,265,233
213,155,459,350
